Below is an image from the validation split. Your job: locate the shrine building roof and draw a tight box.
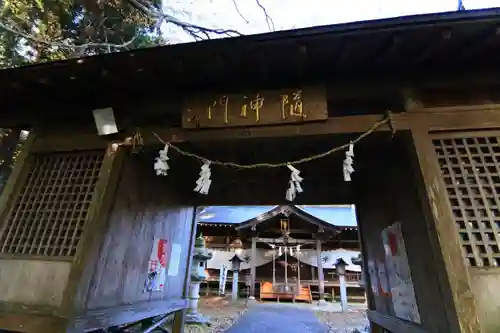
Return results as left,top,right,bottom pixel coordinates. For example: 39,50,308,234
197,205,357,229
1,8,500,124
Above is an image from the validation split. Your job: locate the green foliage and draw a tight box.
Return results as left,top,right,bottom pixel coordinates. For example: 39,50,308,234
0,0,166,68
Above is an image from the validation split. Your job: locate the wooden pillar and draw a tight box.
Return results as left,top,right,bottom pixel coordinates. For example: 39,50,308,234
284,246,288,290
316,238,325,302
339,272,348,312
173,206,199,333
272,247,276,286
410,126,480,333
249,236,257,299
297,258,301,293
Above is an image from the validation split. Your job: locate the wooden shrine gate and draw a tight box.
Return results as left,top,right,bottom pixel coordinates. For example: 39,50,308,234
1,101,498,333
1,8,500,333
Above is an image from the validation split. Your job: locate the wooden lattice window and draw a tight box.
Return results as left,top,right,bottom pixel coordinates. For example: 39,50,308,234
432,134,500,267
0,150,104,257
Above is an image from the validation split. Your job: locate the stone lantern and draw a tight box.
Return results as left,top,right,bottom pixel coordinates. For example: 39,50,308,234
351,253,365,286
186,234,213,325
229,255,243,302
351,253,367,304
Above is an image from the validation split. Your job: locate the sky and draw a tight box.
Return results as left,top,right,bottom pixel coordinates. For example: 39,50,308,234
162,0,500,44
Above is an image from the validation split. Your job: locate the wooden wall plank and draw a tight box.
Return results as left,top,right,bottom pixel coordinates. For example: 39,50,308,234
355,134,452,332
0,313,66,333
0,259,71,308
74,299,186,332
61,144,124,318
470,268,500,333
84,154,195,310
409,126,481,333
367,311,429,333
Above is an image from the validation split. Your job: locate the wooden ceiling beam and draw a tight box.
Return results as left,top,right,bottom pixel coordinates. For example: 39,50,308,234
147,113,405,144
449,25,500,65
146,106,500,145
410,28,453,66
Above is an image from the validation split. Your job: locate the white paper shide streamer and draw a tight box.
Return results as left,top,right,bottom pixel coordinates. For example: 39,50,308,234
154,144,170,176
285,164,303,201
194,161,212,195
343,143,355,182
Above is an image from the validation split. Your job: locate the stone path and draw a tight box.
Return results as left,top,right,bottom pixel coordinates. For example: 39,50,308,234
224,304,328,333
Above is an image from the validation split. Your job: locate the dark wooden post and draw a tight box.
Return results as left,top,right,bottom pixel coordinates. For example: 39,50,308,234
410,126,480,333
249,236,257,300
315,237,325,303
297,256,301,294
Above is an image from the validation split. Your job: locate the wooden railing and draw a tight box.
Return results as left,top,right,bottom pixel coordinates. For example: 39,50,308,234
327,272,362,282
205,272,363,285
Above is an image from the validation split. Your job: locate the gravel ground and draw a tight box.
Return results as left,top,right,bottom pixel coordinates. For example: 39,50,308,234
225,304,328,333
315,310,369,333
184,297,369,333
184,297,248,333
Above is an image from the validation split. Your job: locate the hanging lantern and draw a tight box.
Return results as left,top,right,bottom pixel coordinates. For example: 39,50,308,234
280,219,290,235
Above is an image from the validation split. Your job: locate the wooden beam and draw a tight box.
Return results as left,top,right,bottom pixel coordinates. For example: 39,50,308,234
267,228,321,234
367,311,429,333
30,132,109,153
146,107,500,144
256,237,313,244
421,106,500,131
72,299,187,332
409,125,480,333
146,113,403,143
0,132,35,247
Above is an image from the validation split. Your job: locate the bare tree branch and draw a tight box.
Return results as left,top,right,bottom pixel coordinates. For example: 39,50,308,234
0,20,137,50
255,0,275,32
0,0,274,54
127,0,242,40
232,0,249,24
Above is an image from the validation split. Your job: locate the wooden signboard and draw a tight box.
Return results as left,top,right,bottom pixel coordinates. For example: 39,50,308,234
182,86,327,129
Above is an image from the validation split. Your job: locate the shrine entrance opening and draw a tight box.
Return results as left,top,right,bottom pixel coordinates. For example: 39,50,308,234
153,129,455,333
197,204,363,305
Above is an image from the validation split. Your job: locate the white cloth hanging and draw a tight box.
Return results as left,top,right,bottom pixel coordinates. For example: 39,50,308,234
206,248,361,272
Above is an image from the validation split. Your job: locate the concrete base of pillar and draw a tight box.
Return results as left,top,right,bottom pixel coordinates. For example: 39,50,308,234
185,312,211,326
317,299,328,306
246,296,258,306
